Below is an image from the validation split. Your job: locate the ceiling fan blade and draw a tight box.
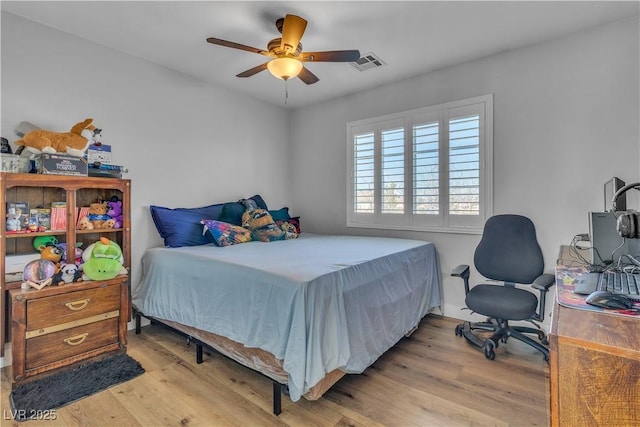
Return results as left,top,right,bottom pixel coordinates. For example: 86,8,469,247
207,37,271,56
298,66,319,85
236,62,269,78
280,15,307,54
300,50,361,62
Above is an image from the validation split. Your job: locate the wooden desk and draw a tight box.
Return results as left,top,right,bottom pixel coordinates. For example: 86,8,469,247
549,262,640,425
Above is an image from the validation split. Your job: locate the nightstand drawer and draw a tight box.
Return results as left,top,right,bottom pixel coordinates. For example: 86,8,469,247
25,317,119,370
26,285,120,331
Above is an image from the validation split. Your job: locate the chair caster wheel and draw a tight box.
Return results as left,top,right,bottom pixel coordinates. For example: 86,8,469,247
455,324,463,336
484,341,496,360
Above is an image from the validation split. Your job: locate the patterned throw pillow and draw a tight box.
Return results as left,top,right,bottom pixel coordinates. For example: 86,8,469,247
201,219,252,247
276,217,301,235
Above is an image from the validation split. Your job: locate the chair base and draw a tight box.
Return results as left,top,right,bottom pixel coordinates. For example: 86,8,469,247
455,319,549,362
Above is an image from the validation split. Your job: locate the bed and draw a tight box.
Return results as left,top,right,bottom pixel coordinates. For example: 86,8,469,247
132,232,441,413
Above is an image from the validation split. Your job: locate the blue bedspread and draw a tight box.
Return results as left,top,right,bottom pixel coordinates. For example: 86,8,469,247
133,233,441,401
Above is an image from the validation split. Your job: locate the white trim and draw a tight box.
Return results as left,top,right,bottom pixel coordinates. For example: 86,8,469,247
347,94,493,234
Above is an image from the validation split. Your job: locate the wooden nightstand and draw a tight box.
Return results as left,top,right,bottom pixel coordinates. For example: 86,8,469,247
10,277,128,383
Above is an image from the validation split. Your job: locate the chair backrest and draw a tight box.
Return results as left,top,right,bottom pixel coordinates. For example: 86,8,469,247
474,214,544,284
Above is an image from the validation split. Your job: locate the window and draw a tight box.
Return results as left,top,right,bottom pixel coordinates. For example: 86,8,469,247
347,94,493,233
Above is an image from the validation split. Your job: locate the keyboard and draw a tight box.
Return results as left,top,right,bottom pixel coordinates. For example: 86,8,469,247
574,271,640,300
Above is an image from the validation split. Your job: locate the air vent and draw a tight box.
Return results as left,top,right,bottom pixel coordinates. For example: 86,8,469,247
351,52,386,71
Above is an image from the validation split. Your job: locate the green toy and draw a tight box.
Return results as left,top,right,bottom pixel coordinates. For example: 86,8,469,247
33,235,58,252
82,237,127,281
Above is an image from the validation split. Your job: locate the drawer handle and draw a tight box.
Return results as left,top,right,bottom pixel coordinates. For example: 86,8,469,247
63,333,89,346
65,299,91,311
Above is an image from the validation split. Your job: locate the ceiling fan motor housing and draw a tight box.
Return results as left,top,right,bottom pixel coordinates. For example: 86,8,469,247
268,38,302,57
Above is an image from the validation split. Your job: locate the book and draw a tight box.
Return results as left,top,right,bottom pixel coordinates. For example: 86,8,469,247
29,207,51,232
76,206,90,228
50,207,66,231
88,163,127,172
6,202,29,233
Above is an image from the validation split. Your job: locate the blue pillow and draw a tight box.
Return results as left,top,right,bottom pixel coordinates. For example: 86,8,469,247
218,202,245,226
269,207,291,222
218,195,269,225
150,203,223,247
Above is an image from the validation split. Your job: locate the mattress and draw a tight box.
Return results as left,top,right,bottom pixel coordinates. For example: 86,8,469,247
132,233,441,401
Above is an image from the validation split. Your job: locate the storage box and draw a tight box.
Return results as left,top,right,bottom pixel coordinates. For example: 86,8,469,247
87,144,112,165
0,154,31,173
35,153,88,176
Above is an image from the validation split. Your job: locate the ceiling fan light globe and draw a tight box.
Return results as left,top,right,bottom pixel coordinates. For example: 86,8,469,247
267,57,303,80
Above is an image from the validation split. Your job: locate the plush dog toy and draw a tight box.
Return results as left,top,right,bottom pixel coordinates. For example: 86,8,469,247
77,216,94,230
14,118,101,157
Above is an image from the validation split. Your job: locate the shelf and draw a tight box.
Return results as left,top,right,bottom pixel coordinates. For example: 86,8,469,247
1,173,131,358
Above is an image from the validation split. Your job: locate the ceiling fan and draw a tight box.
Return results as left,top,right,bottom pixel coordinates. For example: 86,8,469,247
206,14,360,84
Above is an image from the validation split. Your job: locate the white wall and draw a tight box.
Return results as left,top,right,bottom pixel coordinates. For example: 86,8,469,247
290,16,640,325
1,12,292,287
1,11,638,366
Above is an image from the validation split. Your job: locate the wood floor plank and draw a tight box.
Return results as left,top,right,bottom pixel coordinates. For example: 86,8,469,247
0,315,550,426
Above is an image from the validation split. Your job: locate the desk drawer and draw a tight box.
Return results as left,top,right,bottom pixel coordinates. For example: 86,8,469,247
25,317,119,370
26,285,120,331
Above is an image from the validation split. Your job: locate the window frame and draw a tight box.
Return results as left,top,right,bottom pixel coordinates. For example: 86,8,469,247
346,94,493,234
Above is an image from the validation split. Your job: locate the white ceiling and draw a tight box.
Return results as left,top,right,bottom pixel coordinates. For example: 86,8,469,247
2,1,638,109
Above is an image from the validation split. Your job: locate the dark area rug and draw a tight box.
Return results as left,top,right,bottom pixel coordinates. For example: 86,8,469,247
9,353,144,422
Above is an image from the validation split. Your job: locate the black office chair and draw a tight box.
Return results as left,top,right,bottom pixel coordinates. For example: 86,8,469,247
451,214,555,361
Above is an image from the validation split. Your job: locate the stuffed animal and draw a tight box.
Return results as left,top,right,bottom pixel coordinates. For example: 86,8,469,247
14,118,101,157
22,259,56,290
33,235,59,252
77,216,94,230
106,200,123,228
82,237,127,281
39,245,63,275
57,242,83,266
52,263,83,286
6,212,21,231
241,208,286,242
40,245,63,263
88,202,110,228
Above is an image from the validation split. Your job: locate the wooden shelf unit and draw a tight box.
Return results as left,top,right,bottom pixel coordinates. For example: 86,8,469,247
0,173,131,361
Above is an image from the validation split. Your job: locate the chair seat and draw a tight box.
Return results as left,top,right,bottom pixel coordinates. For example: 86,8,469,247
466,284,538,320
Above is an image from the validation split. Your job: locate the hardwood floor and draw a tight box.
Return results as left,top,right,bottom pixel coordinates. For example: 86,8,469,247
1,315,549,426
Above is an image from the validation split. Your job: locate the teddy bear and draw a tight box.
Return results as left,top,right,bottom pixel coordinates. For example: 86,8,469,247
88,202,110,229
106,200,123,229
14,118,101,157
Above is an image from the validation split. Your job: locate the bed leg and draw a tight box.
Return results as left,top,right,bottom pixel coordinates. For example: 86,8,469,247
272,381,282,415
196,343,203,364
